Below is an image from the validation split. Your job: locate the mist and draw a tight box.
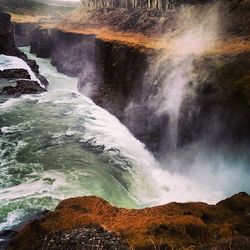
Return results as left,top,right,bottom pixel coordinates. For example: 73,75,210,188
123,3,250,204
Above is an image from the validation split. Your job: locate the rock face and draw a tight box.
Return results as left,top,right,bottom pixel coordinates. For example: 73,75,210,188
26,27,161,149
8,192,250,249
30,29,97,77
92,39,150,119
178,54,250,147
0,19,47,97
0,11,48,90
0,11,19,56
26,25,250,153
14,23,37,47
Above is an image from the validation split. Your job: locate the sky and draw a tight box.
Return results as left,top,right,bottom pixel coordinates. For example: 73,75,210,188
33,0,80,6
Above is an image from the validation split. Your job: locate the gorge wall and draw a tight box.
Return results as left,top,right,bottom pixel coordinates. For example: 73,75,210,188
0,10,19,56
14,23,250,154
0,11,48,94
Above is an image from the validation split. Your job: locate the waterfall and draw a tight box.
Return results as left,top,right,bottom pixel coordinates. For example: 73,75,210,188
0,54,44,88
154,57,195,150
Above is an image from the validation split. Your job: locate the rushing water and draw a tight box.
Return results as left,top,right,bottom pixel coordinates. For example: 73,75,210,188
0,54,43,88
0,47,163,230
0,47,249,231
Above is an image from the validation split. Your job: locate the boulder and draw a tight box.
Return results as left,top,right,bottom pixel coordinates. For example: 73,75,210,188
2,80,46,95
0,68,31,79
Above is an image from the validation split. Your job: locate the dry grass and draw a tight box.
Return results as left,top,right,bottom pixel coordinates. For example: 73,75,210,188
9,193,250,249
10,13,47,23
10,11,250,56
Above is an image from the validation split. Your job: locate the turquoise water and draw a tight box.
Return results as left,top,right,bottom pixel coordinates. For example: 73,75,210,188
0,48,162,230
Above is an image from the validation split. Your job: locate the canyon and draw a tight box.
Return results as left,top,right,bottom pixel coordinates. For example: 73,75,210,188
13,16,250,153
0,0,250,249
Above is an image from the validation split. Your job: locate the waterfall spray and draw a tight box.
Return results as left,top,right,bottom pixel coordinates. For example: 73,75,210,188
149,4,219,151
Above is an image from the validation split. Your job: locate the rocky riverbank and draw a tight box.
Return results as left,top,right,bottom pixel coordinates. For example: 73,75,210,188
8,192,250,249
0,10,48,95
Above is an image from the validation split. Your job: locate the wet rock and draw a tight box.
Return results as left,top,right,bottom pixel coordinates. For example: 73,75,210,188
0,230,17,238
36,74,49,88
0,68,31,79
0,230,17,250
2,80,45,95
17,51,39,74
0,10,49,90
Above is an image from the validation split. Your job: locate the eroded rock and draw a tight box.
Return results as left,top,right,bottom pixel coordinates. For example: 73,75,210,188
0,10,49,92
2,80,45,95
0,68,31,79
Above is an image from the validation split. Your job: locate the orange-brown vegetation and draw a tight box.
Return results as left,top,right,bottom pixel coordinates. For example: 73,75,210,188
10,13,46,23
10,12,250,55
9,192,250,249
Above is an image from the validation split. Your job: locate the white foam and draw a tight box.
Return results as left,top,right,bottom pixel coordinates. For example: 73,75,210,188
0,171,68,202
0,54,45,88
19,47,78,91
0,123,31,134
0,209,25,231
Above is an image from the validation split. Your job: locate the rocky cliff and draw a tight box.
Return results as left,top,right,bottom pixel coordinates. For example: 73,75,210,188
17,24,250,153
0,11,18,56
0,11,48,94
8,192,250,249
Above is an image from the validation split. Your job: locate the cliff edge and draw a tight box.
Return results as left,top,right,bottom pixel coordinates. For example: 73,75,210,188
9,192,250,249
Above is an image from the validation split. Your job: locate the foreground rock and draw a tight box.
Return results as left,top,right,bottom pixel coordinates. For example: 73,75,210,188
9,192,250,249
